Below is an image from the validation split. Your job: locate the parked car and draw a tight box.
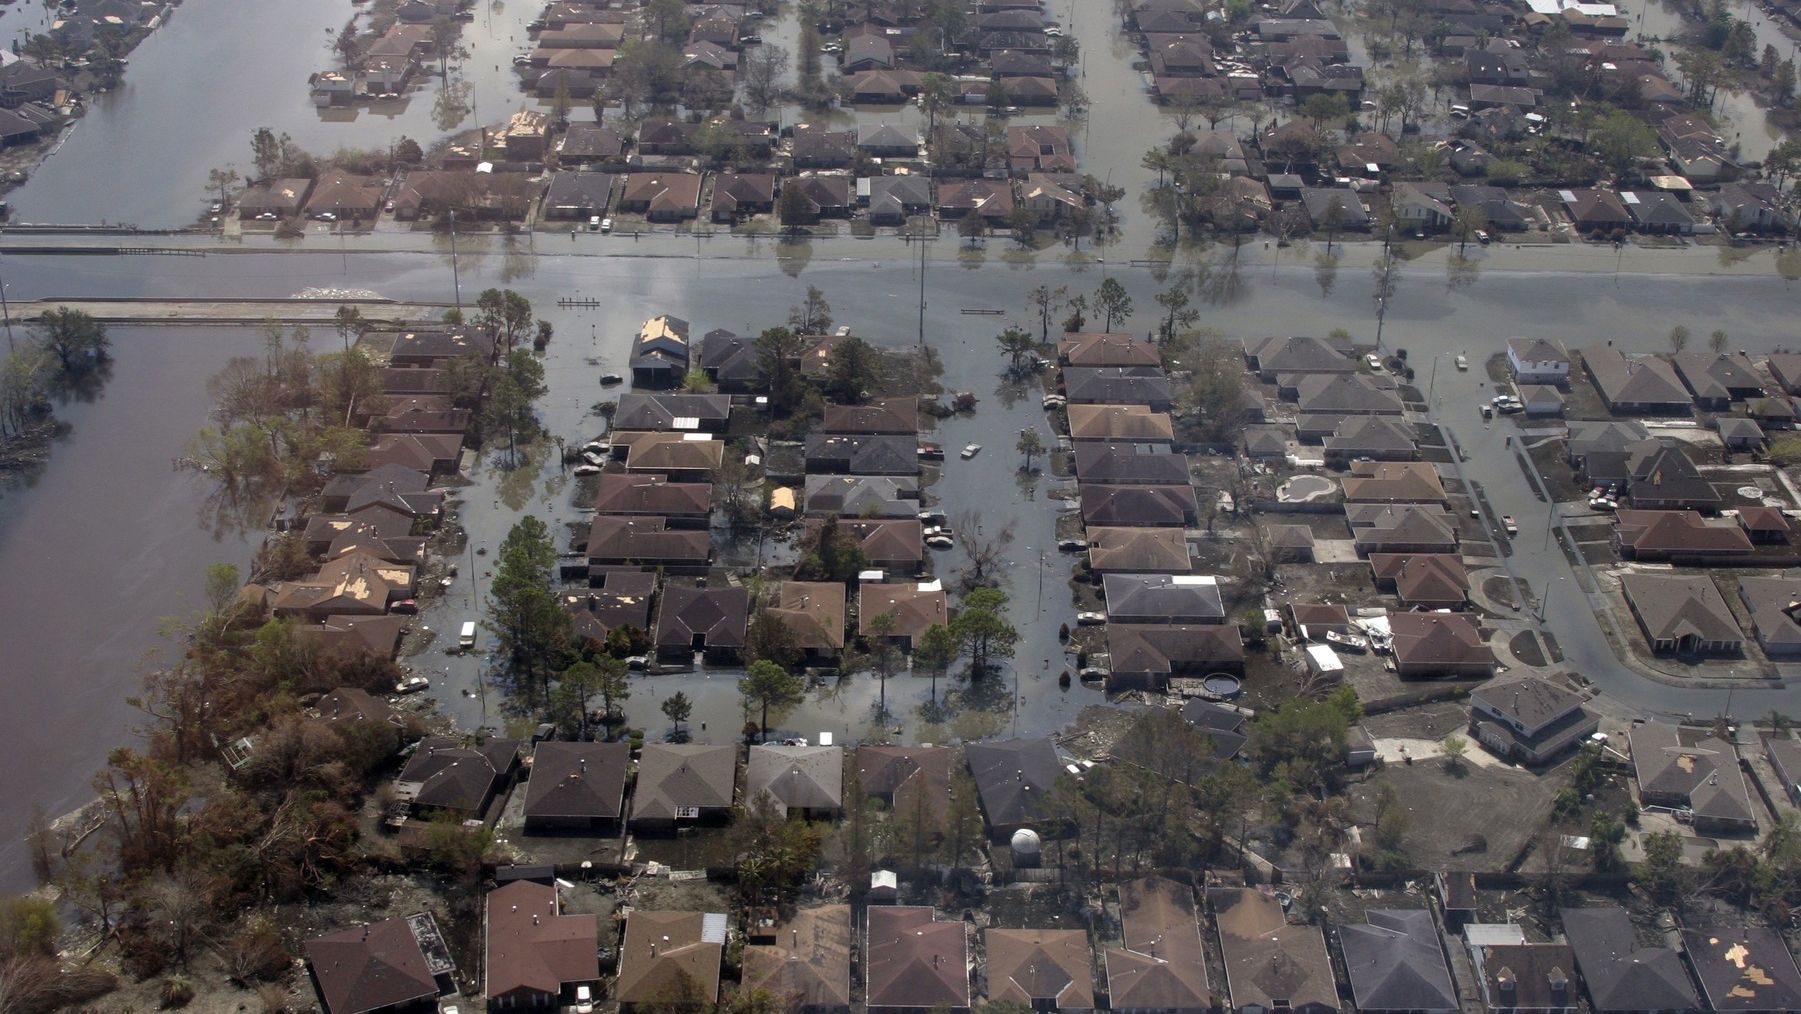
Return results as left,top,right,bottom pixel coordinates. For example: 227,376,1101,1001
1076,611,1106,625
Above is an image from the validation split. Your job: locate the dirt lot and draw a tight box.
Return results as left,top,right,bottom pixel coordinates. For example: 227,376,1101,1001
1348,751,1565,871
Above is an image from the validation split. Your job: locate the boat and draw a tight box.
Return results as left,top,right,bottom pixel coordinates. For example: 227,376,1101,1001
599,373,624,385
1323,630,1368,653
961,443,982,459
580,440,606,454
581,450,606,466
1075,611,1106,625
395,675,429,695
573,464,602,476
1455,354,1468,370
925,534,955,550
1502,515,1518,536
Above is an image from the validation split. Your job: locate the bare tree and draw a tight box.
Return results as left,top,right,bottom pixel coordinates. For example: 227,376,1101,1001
951,511,1016,589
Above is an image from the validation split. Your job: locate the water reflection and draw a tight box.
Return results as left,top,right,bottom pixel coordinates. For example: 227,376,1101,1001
1446,252,1480,291
1314,252,1341,296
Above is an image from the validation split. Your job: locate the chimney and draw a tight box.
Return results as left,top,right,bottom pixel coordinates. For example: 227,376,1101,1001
1548,966,1569,997
1496,967,1516,1000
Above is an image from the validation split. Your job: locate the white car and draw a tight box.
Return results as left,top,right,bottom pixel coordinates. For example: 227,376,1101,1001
961,443,982,459
575,985,595,1013
1075,611,1106,625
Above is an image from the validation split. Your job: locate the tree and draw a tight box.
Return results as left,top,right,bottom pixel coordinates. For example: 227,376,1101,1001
959,212,989,246
740,660,805,741
825,335,882,404
1639,829,1686,904
1094,278,1132,331
996,326,1036,369
487,517,571,709
661,691,693,739
1669,325,1692,353
952,586,1018,676
482,349,548,462
788,285,834,334
914,623,957,704
1454,203,1488,254
1062,294,1088,332
1441,734,1467,770
1153,285,1197,344
951,511,1015,589
741,43,789,116
1016,428,1044,471
1709,328,1730,354
552,659,612,739
778,183,814,233
33,307,109,375
1300,92,1349,128
1007,203,1038,247
1592,109,1657,179
205,166,239,209
331,22,361,71
249,127,283,181
755,326,806,413
1027,285,1067,341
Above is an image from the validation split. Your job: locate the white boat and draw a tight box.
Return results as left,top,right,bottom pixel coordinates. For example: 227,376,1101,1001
961,443,982,459
573,464,602,476
1323,630,1368,653
925,534,955,550
395,675,429,695
1455,355,1468,370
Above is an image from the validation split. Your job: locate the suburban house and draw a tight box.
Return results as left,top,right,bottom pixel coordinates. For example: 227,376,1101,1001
1717,416,1766,450
239,178,314,219
1293,373,1404,416
745,744,844,819
1368,553,1469,608
865,908,970,1014
630,315,691,387
1341,461,1447,504
1348,504,1459,556
522,741,630,832
1560,907,1699,1014
1619,573,1743,655
630,744,737,831
1067,404,1176,443
614,392,732,433
1581,345,1692,415
563,572,656,649
816,518,923,572
985,928,1095,1012
1060,332,1162,369
1088,527,1192,573
1672,351,1765,408
1559,188,1630,232
1738,505,1791,543
585,516,710,570
1105,624,1245,688
654,584,750,663
1181,700,1251,762
620,433,725,480
1101,573,1225,624
1628,721,1755,833
964,737,1062,836
854,745,949,837
1208,887,1337,1014
1507,337,1570,384
805,475,919,517
1080,484,1201,527
1714,181,1789,232
1738,572,1801,656
1074,443,1191,485
483,879,600,1009
1621,190,1696,234
305,914,454,1014
866,175,933,224
1680,923,1801,1014
1324,416,1417,462
392,737,519,819
1105,877,1210,1014
1765,736,1801,806
764,581,848,662
1338,910,1457,1014
822,396,918,435
859,580,949,649
1614,510,1751,560
1387,612,1494,678
618,172,702,221
1623,442,1719,511
1243,334,1356,381
1064,367,1176,410
804,433,920,475
1467,936,1579,1014
615,910,727,1010
711,172,777,222
742,906,852,1014
1468,678,1599,765
592,474,712,526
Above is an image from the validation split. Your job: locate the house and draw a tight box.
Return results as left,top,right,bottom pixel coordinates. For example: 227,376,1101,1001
621,433,725,479
1614,510,1751,560
1621,191,1695,234
1341,461,1446,504
1452,184,1536,230
1059,333,1160,369
693,329,759,392
615,910,726,1010
816,518,923,572
867,175,933,225
855,745,949,837
746,744,844,819
1467,47,1531,85
1520,385,1565,417
563,573,656,648
584,516,710,569
1244,425,1291,461
743,906,853,1014
764,581,847,661
615,392,732,433
631,744,737,830
305,914,453,1014
1339,910,1457,1014
1391,180,1453,232
1181,700,1250,762
843,33,895,71
1300,187,1369,230
1105,877,1210,1014
1672,351,1764,408
1560,188,1631,232
1388,612,1494,678
498,109,553,160
986,929,1095,1012
483,880,599,1009
1294,373,1404,416
1006,125,1076,172
1074,443,1190,485
1565,420,1649,476
1680,924,1801,1014
619,173,702,221
655,584,750,662
935,177,1016,224
239,178,314,220
270,552,417,621
1208,888,1337,1014
782,176,854,221
822,397,918,435
592,474,711,525
859,581,948,648
1581,345,1692,415
1146,32,1216,76
393,736,518,818
1717,416,1766,450
1106,624,1244,688
682,39,737,72
1468,678,1599,765
964,738,1062,835
1739,572,1801,656
556,122,626,164
1738,505,1791,543
711,173,777,222
866,908,970,1014
1349,504,1459,555
805,475,919,517
1765,735,1801,805
857,123,920,158
792,125,857,167
630,315,691,387
638,118,697,156
1067,404,1175,443
1080,484,1201,527
1629,721,1754,832
1088,527,1192,573
1714,181,1789,233
306,173,384,220
1560,907,1699,1014
1507,338,1570,384
1063,367,1176,410
1620,573,1743,655
363,434,465,475
541,171,615,219
1467,938,1579,1014
523,741,630,831
1101,573,1224,624
1369,553,1469,608
846,69,920,103
1243,334,1356,381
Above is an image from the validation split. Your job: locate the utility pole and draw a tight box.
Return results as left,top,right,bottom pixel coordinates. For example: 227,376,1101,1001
449,209,462,308
0,247,13,353
916,233,926,347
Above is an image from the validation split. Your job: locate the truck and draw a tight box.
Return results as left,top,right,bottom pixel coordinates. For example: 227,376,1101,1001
458,621,477,650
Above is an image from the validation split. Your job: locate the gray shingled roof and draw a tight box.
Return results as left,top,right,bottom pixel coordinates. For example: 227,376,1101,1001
1339,910,1457,1013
